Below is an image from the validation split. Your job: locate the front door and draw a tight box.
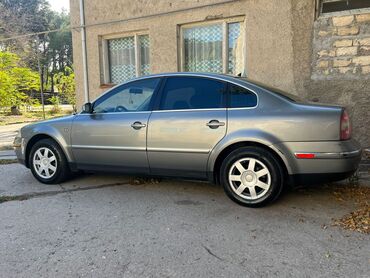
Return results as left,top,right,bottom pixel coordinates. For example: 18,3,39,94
147,76,227,178
71,78,161,173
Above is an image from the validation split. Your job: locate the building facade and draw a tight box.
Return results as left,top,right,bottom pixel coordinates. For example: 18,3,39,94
70,0,370,148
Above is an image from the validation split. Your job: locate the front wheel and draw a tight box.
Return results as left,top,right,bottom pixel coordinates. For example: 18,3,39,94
220,147,284,207
29,139,71,184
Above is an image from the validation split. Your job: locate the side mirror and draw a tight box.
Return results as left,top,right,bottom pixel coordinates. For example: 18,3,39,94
82,102,93,113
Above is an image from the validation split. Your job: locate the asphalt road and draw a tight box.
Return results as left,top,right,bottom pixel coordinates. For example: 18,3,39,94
0,163,369,278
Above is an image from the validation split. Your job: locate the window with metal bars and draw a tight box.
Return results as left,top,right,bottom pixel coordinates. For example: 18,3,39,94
101,34,150,84
180,18,246,76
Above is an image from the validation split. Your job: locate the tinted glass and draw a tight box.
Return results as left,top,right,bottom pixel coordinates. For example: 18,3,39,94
159,77,226,110
93,78,160,113
238,77,304,103
229,84,257,108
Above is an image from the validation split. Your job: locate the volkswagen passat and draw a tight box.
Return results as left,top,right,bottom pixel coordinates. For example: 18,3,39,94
14,73,362,207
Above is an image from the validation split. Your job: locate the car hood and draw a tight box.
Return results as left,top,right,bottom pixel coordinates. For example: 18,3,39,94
21,114,76,132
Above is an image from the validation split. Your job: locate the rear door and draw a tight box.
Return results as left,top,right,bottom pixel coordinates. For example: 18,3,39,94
147,76,227,178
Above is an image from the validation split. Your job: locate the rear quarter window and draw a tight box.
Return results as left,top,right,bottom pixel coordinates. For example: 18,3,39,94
229,84,257,108
238,77,305,103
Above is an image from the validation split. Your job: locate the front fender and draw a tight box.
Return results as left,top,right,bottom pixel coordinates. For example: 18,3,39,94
207,129,293,174
23,122,74,163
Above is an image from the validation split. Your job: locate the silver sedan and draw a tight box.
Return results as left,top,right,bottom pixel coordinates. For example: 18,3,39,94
13,73,362,207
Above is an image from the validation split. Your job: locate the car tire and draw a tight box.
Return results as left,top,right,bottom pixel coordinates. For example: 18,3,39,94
29,138,71,184
220,147,284,207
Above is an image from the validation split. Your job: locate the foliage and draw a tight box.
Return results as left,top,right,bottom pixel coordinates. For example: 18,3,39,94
0,0,51,66
0,0,73,93
0,51,39,109
0,109,73,126
54,66,76,111
47,11,72,73
49,95,61,114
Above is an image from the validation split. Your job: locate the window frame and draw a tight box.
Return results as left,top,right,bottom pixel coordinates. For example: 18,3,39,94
316,0,370,18
90,77,163,114
178,17,246,76
152,76,228,112
100,30,150,85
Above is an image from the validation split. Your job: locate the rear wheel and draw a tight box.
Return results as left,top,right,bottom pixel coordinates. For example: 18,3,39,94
220,147,284,207
29,139,71,184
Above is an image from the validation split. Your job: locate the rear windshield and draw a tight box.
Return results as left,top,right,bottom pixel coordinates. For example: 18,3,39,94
238,78,304,103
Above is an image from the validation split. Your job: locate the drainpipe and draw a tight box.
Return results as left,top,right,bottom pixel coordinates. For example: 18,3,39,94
79,0,89,103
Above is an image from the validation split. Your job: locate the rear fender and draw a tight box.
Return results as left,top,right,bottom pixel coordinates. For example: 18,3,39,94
207,129,294,174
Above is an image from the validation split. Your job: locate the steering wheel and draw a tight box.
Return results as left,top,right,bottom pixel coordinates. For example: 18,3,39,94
115,105,128,112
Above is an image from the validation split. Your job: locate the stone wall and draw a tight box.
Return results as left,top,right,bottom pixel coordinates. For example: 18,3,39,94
313,13,370,79
309,12,370,147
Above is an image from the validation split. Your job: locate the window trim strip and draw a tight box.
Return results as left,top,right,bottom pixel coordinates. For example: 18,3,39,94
82,73,260,115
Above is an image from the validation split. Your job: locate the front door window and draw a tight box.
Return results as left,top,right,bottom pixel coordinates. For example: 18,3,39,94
93,78,160,113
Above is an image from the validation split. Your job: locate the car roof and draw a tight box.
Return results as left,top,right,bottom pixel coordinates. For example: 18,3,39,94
96,72,298,105
133,71,238,81
130,72,254,88
133,72,302,103
92,72,260,105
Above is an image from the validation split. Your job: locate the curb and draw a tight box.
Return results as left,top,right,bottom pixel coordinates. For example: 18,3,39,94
0,150,16,160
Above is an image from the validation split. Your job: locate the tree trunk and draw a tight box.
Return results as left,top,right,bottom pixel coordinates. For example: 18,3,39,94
10,106,22,115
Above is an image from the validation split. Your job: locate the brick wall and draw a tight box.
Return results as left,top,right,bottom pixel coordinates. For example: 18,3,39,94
312,13,370,79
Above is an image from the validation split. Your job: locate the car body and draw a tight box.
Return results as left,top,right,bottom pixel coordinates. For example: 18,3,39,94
14,72,362,207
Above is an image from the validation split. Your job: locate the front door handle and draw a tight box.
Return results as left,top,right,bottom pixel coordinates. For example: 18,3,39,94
131,121,146,130
206,120,225,129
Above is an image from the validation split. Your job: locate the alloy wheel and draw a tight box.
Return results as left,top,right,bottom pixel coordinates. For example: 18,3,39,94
33,147,57,179
228,158,271,200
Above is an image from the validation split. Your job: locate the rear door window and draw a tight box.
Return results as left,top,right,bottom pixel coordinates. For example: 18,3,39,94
159,77,226,110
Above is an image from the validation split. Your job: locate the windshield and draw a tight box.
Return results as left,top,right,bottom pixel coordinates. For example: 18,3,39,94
238,77,304,103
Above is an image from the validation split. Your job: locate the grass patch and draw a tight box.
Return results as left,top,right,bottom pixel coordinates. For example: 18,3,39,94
0,145,13,151
0,195,28,203
0,110,72,126
0,159,18,165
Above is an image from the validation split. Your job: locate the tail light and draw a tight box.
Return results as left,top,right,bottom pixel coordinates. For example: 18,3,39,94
340,109,351,140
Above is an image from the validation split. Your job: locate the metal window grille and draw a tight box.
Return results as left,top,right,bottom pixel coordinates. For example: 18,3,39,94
182,20,246,76
139,35,150,76
108,34,150,84
183,24,223,73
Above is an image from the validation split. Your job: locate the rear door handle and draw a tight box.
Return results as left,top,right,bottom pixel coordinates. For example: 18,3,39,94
206,120,225,129
131,121,146,130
